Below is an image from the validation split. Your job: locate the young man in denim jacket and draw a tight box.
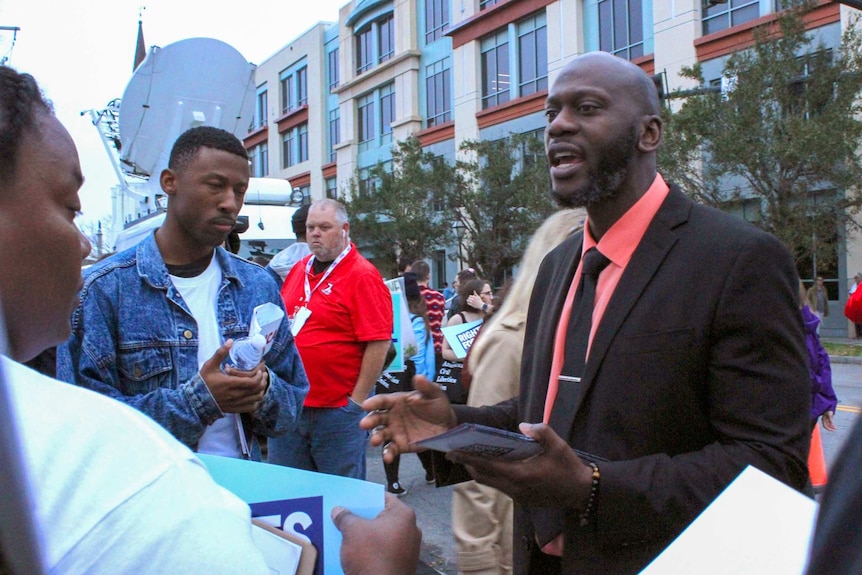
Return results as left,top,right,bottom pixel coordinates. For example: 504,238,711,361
57,127,308,460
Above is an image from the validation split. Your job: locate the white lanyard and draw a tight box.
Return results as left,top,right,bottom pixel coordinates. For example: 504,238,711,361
303,243,352,303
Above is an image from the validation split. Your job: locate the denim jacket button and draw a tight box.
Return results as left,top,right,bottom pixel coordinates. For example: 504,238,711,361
183,330,193,339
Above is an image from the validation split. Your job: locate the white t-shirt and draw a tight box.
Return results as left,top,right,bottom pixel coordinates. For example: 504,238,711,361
3,356,268,574
170,256,241,457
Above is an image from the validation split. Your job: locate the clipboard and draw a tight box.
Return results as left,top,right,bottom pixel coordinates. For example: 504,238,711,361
252,518,318,575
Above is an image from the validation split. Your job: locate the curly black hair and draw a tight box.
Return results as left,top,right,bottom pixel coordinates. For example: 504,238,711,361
168,125,249,172
0,67,52,183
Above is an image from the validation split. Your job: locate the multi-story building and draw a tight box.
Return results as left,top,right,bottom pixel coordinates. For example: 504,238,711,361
245,23,332,204
246,0,861,336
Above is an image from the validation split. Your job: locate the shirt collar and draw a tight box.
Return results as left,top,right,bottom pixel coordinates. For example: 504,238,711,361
583,173,670,266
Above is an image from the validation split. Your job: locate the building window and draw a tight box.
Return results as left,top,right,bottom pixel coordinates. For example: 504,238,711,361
359,171,378,197
598,0,644,60
481,30,510,109
515,129,545,172
282,123,308,168
357,84,395,151
328,109,340,163
249,142,268,177
480,0,501,9
358,93,376,146
282,130,295,168
355,13,395,75
425,0,449,44
280,76,293,115
297,185,311,204
431,158,447,210
297,67,308,107
518,14,548,96
356,27,374,74
787,50,834,120
380,83,394,141
702,0,761,36
328,48,340,91
280,66,308,114
480,14,549,110
325,177,338,199
298,123,308,163
379,15,394,62
426,58,451,127
255,88,268,129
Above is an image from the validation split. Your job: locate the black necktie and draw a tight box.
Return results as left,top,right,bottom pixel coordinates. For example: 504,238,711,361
548,247,610,434
532,247,611,550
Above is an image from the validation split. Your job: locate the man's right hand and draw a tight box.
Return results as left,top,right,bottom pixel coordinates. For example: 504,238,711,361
200,341,268,413
360,376,457,463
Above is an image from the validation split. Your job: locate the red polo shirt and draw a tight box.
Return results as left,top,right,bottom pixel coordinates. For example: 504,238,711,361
281,245,393,407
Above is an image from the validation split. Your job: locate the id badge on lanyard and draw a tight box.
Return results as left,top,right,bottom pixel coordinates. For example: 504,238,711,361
291,306,312,336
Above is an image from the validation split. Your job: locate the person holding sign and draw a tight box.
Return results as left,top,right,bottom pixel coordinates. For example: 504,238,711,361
437,279,491,405
271,199,393,479
0,66,419,575
441,279,492,362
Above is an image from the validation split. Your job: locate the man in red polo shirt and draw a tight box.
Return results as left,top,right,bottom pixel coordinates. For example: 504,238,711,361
269,199,393,479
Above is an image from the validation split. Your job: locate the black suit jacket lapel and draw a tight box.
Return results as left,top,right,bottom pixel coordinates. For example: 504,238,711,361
554,188,692,438
520,233,584,425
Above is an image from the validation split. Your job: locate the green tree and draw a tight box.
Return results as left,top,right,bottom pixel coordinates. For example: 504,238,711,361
454,133,557,285
342,136,457,277
659,1,862,277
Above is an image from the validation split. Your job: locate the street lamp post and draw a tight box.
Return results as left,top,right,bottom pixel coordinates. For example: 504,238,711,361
452,220,465,268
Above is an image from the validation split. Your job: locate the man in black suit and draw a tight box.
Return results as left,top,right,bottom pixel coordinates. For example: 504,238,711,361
361,51,809,574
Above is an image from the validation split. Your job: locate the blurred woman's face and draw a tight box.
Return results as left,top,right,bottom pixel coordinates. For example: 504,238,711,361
480,283,493,305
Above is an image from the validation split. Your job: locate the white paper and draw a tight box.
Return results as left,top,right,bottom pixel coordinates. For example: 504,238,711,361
251,302,285,353
641,465,818,575
251,523,302,575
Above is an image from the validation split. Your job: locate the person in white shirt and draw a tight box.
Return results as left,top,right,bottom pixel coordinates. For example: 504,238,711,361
0,65,420,575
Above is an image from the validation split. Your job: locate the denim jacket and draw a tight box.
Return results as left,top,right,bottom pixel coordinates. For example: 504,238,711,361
57,233,309,458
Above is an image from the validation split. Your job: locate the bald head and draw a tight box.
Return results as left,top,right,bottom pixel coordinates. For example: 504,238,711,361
543,51,663,214
555,52,661,117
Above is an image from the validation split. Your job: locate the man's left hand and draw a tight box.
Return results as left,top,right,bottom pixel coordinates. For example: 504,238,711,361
448,423,594,509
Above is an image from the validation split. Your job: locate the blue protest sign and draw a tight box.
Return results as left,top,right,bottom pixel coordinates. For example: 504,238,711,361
199,454,384,575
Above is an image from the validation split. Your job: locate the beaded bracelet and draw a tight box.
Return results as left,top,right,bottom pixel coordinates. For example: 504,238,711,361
578,462,600,527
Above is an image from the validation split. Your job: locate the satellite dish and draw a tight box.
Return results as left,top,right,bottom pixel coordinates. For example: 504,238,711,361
118,37,256,178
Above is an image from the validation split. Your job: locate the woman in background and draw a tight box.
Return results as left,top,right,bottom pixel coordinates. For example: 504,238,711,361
441,278,492,362
800,280,838,432
383,273,436,496
451,208,584,575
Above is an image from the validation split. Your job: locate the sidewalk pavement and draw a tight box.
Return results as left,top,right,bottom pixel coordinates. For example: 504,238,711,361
366,443,457,575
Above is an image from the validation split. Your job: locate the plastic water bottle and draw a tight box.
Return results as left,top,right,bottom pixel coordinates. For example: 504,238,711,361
228,334,267,370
